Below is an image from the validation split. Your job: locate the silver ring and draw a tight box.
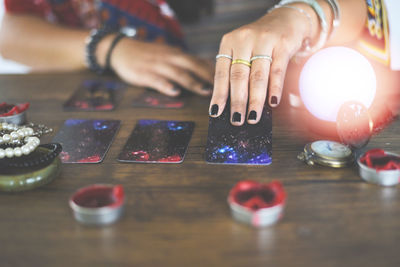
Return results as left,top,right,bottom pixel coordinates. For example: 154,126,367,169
250,55,273,63
216,54,233,60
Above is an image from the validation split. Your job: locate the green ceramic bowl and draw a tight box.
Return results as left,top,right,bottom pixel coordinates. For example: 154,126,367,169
0,157,61,192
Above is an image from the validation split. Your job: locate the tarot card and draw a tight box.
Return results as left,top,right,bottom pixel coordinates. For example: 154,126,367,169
52,119,121,163
205,105,272,165
132,89,186,109
63,80,125,111
117,120,195,163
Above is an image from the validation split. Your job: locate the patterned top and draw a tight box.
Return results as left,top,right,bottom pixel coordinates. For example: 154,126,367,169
357,0,399,70
4,0,185,47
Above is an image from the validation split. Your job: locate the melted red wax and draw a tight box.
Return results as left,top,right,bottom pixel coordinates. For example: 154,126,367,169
229,180,286,211
0,102,29,117
360,149,400,171
72,185,124,208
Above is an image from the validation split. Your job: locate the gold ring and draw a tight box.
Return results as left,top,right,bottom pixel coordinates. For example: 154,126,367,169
231,59,251,67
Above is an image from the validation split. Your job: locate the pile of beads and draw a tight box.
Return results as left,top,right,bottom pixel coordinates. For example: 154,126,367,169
0,122,40,159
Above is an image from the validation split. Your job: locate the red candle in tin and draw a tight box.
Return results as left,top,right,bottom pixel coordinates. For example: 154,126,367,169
229,180,286,211
0,102,29,117
360,149,400,171
71,184,124,208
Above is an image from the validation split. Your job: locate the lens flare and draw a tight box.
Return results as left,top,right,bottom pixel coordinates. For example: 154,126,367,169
299,47,376,122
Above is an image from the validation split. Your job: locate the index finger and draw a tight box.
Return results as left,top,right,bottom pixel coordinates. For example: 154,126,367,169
209,50,232,117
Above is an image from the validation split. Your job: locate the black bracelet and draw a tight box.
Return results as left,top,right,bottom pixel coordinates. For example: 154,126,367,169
85,26,117,75
0,143,62,173
86,26,137,75
105,32,125,72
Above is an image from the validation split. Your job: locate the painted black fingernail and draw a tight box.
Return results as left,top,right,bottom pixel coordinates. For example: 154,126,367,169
271,96,278,105
248,110,257,121
232,112,241,122
210,104,219,115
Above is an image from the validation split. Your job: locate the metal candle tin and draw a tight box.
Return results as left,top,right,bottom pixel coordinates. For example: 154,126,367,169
357,149,400,186
0,111,27,125
228,180,286,228
0,103,29,125
69,184,125,225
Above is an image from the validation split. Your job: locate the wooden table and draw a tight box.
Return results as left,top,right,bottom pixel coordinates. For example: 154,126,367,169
1,72,399,267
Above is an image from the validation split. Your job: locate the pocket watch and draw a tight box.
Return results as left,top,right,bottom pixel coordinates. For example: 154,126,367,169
297,140,354,168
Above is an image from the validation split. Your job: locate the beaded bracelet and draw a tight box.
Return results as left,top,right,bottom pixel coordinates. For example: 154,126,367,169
85,26,117,75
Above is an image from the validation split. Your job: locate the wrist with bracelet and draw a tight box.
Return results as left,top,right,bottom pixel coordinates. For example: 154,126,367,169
85,26,137,75
270,0,341,57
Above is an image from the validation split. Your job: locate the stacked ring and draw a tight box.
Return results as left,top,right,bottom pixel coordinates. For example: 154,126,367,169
250,55,273,63
231,59,252,67
216,54,233,60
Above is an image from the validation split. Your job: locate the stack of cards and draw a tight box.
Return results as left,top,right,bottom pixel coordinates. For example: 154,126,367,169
205,105,272,165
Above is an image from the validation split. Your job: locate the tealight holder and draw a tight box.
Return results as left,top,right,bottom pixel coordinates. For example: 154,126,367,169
0,103,29,125
69,184,125,225
0,111,27,125
357,149,400,186
227,180,286,228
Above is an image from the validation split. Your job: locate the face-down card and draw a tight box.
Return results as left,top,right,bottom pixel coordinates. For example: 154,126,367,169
118,119,195,163
53,119,120,163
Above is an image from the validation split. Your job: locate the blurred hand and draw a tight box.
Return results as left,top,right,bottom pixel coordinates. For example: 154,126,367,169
111,38,214,96
209,6,312,125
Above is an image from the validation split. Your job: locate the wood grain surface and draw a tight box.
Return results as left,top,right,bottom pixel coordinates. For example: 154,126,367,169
1,0,400,266
0,71,399,267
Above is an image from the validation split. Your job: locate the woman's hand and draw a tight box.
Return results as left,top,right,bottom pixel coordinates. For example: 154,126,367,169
209,5,314,125
110,38,214,97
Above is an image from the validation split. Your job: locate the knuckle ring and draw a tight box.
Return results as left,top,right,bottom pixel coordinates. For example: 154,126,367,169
250,55,273,63
231,59,252,67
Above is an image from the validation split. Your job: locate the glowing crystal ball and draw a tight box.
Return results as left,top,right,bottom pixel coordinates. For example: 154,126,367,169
299,47,376,122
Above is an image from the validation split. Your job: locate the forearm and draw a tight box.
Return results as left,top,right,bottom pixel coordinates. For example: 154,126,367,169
289,0,368,46
0,14,90,71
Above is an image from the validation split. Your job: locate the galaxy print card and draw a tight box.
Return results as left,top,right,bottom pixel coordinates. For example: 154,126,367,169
117,120,195,163
63,80,125,111
205,106,272,165
132,89,186,109
52,119,121,163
